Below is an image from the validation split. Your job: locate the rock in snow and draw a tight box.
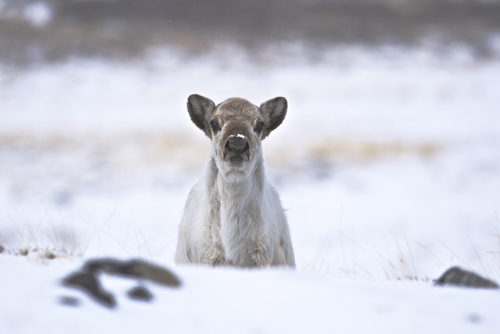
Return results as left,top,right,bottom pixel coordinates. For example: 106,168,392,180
62,258,181,308
434,267,499,289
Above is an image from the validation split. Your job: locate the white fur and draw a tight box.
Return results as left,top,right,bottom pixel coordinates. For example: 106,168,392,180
175,97,295,268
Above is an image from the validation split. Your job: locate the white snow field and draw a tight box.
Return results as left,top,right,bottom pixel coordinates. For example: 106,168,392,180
1,45,500,333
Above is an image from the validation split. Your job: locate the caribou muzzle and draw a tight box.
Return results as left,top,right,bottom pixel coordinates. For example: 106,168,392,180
224,135,250,167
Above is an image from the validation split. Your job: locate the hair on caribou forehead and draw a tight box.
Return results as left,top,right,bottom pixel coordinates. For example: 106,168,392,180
217,98,258,115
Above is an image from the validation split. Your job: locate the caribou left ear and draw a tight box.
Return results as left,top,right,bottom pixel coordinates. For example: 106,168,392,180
260,97,287,139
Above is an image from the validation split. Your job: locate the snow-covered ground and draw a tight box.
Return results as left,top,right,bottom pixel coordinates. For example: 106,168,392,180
1,45,500,333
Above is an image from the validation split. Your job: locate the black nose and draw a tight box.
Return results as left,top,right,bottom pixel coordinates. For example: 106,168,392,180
226,136,249,153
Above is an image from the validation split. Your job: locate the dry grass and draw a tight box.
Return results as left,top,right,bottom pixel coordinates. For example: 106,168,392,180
302,219,500,283
0,208,84,261
308,140,439,162
0,132,440,173
264,139,440,177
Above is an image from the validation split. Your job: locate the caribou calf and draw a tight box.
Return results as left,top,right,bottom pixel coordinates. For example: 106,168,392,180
175,95,295,268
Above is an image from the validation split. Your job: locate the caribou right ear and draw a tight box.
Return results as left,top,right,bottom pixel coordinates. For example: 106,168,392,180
187,94,216,137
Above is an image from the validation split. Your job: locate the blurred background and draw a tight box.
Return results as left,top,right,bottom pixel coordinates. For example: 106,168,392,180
1,0,500,280
1,0,500,66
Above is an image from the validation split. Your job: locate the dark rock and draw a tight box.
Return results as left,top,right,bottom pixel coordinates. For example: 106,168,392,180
59,296,81,307
468,313,481,323
62,270,116,308
44,251,56,260
0,244,4,253
62,257,181,308
127,286,154,302
434,266,499,289
82,258,182,287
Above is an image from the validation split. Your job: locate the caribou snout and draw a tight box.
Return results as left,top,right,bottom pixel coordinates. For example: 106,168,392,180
226,135,249,152
224,134,250,167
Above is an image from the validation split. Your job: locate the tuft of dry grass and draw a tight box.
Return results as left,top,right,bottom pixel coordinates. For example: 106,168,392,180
0,207,84,261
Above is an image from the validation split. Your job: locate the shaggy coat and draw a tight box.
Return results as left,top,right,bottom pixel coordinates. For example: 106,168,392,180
175,95,295,268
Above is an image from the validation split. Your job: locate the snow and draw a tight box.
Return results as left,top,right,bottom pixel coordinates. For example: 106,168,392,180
228,134,248,140
22,2,52,27
0,1,52,26
1,45,500,333
1,258,499,334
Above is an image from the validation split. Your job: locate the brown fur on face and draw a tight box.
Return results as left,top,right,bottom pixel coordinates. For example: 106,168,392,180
187,95,287,141
213,98,261,165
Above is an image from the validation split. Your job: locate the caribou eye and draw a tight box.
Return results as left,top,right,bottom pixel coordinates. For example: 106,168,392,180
210,119,220,134
254,120,265,134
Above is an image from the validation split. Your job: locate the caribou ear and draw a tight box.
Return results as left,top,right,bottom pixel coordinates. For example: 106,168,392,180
187,94,216,137
260,97,287,139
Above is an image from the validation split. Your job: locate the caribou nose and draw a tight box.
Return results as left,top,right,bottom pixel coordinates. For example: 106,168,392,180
226,136,249,152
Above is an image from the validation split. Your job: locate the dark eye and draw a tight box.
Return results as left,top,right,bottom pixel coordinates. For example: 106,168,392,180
254,121,265,134
210,119,220,134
